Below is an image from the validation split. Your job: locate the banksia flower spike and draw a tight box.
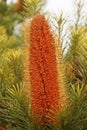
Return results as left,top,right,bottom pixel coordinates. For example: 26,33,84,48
29,14,60,123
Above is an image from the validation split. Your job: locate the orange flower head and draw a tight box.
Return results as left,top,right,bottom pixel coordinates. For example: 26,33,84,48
29,14,60,123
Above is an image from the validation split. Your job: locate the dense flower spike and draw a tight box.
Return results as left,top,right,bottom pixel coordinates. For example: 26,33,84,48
29,14,60,123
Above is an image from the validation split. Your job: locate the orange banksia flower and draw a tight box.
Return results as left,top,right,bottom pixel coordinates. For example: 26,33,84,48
29,14,60,123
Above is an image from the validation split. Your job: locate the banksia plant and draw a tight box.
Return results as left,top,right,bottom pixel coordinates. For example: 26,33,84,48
29,14,60,123
23,14,68,124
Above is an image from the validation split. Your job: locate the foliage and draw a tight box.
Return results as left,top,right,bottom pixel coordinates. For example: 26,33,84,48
65,26,87,85
0,26,22,96
0,0,23,35
56,84,87,130
64,0,87,86
21,0,47,18
0,83,35,130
